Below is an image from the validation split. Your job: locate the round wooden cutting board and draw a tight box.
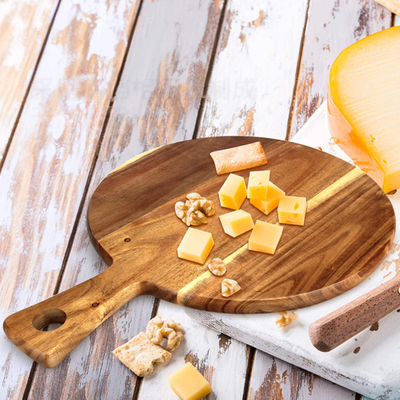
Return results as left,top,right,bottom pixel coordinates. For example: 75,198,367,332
4,136,396,368
88,136,395,312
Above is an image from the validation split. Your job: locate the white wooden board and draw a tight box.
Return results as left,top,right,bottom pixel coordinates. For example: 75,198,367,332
187,102,400,400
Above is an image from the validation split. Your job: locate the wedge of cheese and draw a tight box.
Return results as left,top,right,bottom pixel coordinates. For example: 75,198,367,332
327,27,400,193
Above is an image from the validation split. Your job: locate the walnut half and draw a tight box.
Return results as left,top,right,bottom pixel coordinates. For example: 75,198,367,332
146,316,185,351
221,279,241,297
275,311,298,328
175,193,215,226
208,258,226,276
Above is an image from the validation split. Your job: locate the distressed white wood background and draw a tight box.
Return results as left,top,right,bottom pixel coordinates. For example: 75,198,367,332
0,0,397,399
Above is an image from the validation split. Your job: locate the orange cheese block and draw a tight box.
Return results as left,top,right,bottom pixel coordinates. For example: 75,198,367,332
327,26,400,193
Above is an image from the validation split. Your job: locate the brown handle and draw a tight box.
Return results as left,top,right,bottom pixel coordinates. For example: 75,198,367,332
3,264,150,367
309,277,400,352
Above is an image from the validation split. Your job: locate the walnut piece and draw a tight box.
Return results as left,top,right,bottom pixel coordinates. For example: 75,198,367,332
208,258,226,276
175,193,215,226
112,332,171,377
221,279,241,297
275,311,298,328
146,316,185,351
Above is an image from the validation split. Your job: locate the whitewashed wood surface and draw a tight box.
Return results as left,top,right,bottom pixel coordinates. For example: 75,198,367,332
0,0,397,399
188,103,400,400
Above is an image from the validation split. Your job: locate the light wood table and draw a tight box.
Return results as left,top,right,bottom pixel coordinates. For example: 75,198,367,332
0,0,397,399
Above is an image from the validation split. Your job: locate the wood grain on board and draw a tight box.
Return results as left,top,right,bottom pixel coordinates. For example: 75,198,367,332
25,1,240,399
0,0,140,398
0,0,59,163
288,0,392,139
247,351,357,400
198,0,308,139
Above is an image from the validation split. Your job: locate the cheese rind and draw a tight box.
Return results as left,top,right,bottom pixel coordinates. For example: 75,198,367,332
169,362,212,400
328,26,400,193
247,171,270,200
177,228,214,264
278,196,307,226
248,221,283,254
250,181,285,215
219,210,254,238
218,173,247,210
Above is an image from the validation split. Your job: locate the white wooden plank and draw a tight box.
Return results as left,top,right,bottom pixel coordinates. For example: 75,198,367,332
288,0,392,138
138,302,248,400
188,103,400,400
248,351,356,400
0,0,59,163
198,0,308,139
26,1,229,399
0,1,140,398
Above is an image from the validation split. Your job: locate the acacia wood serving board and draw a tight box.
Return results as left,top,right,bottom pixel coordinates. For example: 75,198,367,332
3,137,396,368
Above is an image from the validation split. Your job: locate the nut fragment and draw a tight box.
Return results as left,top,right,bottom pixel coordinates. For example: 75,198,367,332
208,258,226,276
221,279,241,297
275,311,298,328
175,193,215,226
112,332,171,377
146,316,185,351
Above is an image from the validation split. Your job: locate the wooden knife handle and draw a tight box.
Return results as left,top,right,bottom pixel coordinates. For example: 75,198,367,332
3,265,150,368
309,277,400,352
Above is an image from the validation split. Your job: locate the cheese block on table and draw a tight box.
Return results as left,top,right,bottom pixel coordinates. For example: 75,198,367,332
327,26,400,193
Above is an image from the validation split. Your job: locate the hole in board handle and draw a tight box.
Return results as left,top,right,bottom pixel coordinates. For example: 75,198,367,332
32,308,67,331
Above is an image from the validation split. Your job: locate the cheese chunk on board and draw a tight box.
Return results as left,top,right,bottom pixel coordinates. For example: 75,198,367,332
247,171,270,200
328,26,400,193
218,173,247,210
250,181,285,215
278,196,307,226
177,228,214,264
219,210,254,238
169,362,212,400
248,221,283,255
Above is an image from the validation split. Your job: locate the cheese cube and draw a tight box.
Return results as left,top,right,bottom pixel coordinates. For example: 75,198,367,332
218,173,247,210
169,362,212,400
247,171,270,200
278,196,307,226
250,181,285,215
248,221,283,254
177,228,214,264
219,210,254,238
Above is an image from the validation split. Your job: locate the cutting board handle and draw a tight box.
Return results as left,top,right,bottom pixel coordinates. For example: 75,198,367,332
3,265,151,367
309,277,400,352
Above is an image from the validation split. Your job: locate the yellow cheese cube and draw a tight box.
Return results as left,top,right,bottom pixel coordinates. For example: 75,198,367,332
250,181,285,215
247,171,270,200
219,210,254,238
169,362,212,400
218,173,247,210
248,220,283,254
278,196,307,226
177,228,214,264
